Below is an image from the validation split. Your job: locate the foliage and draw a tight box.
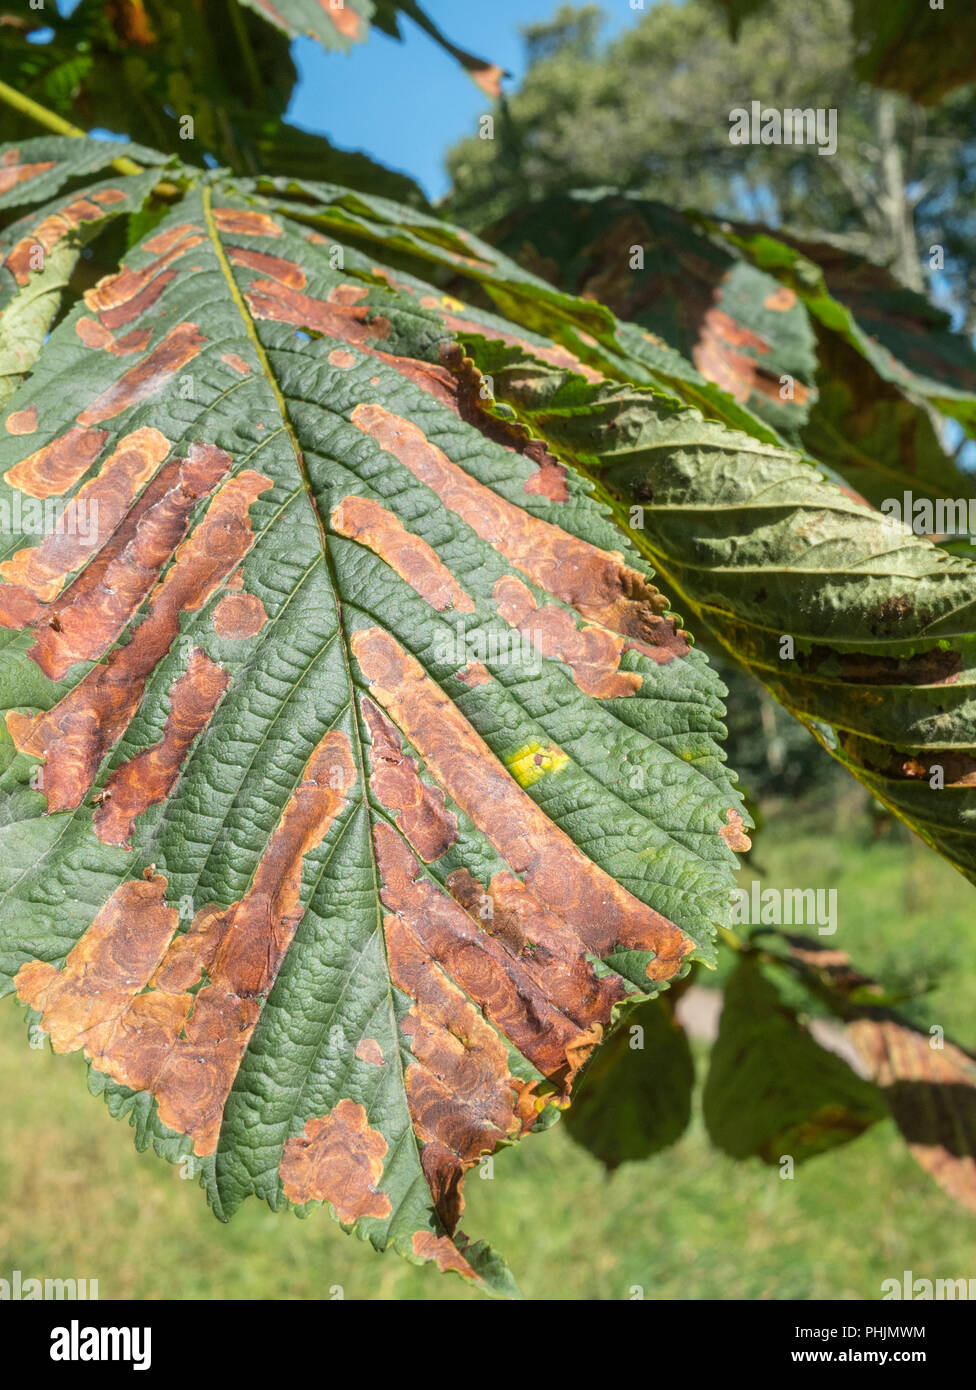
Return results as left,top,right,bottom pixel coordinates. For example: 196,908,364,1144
445,0,976,322
0,0,975,1296
0,0,499,202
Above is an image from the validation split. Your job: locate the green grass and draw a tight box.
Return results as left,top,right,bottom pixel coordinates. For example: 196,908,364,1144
1,794,972,1301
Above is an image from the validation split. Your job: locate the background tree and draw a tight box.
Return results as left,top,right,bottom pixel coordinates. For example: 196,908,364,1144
445,0,976,320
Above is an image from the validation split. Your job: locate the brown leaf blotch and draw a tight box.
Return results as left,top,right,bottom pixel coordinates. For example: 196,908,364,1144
332,495,475,613
220,352,252,376
4,425,108,499
411,1231,479,1280
212,208,282,238
0,157,56,195
5,194,115,286
93,649,230,848
17,729,355,1155
77,322,206,425
76,318,152,355
355,1038,384,1067
350,405,688,661
226,245,306,289
719,808,752,852
245,279,391,344
279,1100,391,1220
26,442,232,679
493,574,641,697
0,427,170,601
4,407,37,435
362,697,458,861
213,592,267,639
9,464,270,809
353,627,694,980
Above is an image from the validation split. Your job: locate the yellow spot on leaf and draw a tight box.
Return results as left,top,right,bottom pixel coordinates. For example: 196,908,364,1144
505,741,569,788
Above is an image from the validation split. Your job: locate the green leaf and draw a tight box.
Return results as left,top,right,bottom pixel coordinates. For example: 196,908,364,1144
0,146,746,1293
0,2,430,202
461,342,976,886
0,149,164,406
252,175,789,445
0,137,167,215
563,993,694,1169
702,955,886,1163
485,190,976,515
488,192,819,444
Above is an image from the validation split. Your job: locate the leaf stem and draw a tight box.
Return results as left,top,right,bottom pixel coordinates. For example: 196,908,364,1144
0,77,140,177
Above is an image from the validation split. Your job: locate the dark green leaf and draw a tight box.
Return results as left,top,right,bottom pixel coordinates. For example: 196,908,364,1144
703,955,886,1163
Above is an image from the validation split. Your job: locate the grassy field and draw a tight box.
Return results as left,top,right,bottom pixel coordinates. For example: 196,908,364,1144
1,792,973,1301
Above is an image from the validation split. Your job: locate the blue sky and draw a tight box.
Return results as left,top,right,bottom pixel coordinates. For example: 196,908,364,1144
287,1,645,201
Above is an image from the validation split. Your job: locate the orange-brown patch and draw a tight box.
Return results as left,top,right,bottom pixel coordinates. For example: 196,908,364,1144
76,318,152,355
280,1099,390,1219
350,405,689,662
522,447,569,502
4,406,37,435
77,322,206,425
25,443,232,679
355,1038,384,1067
362,697,458,862
213,591,267,639
455,662,491,687
694,306,810,407
17,730,355,1156
379,877,528,1232
93,649,230,848
226,245,306,289
84,229,203,328
14,876,182,1057
328,349,358,369
493,574,641,697
0,585,45,629
764,287,797,311
719,807,752,852
4,425,108,499
141,223,205,255
220,352,251,376
412,1231,479,1280
328,284,368,305
355,628,694,980
9,465,271,810
245,279,391,344
4,193,124,286
212,208,282,238
0,156,56,196
332,495,474,613
0,427,170,602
